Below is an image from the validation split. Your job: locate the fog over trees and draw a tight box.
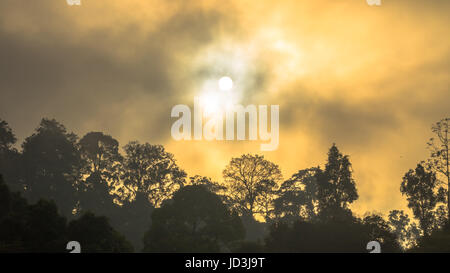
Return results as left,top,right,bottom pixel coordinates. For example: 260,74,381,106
0,117,449,252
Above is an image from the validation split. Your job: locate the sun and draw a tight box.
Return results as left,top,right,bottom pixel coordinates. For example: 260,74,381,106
198,76,236,117
200,92,220,115
218,76,233,91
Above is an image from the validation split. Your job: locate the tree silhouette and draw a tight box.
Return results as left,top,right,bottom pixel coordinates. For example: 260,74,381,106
411,224,450,252
0,174,67,252
0,174,133,253
427,117,449,222
0,174,11,218
189,175,226,195
112,192,155,252
401,163,446,236
274,145,358,223
120,141,186,208
0,175,28,252
22,199,67,252
2,116,450,252
0,119,21,192
316,144,358,221
274,167,321,223
143,185,245,252
20,118,81,217
77,132,122,216
222,154,282,220
114,141,186,250
68,211,133,252
0,119,16,153
388,209,420,249
361,213,400,252
265,217,400,253
0,119,14,188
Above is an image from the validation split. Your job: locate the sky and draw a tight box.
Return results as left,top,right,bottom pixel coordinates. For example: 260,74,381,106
0,0,449,217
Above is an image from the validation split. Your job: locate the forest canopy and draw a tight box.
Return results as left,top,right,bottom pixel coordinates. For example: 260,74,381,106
0,117,449,252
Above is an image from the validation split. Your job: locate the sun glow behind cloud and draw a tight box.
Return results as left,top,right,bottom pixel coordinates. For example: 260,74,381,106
0,0,449,217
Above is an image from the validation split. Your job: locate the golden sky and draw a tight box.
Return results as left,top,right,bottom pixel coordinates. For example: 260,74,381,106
0,0,449,217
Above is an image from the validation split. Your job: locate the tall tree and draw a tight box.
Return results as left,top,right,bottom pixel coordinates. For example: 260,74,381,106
22,199,68,252
0,119,21,192
120,141,186,207
427,117,449,221
400,163,446,236
388,210,421,250
21,119,81,217
274,167,321,223
115,141,185,250
143,185,244,252
361,213,401,252
77,132,122,215
0,119,16,153
222,154,282,220
316,144,358,220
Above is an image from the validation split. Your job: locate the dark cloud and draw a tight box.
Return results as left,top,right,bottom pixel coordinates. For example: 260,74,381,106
278,88,400,149
0,1,234,145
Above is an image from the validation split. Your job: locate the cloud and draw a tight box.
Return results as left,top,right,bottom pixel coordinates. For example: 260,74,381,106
0,0,234,143
0,0,448,216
